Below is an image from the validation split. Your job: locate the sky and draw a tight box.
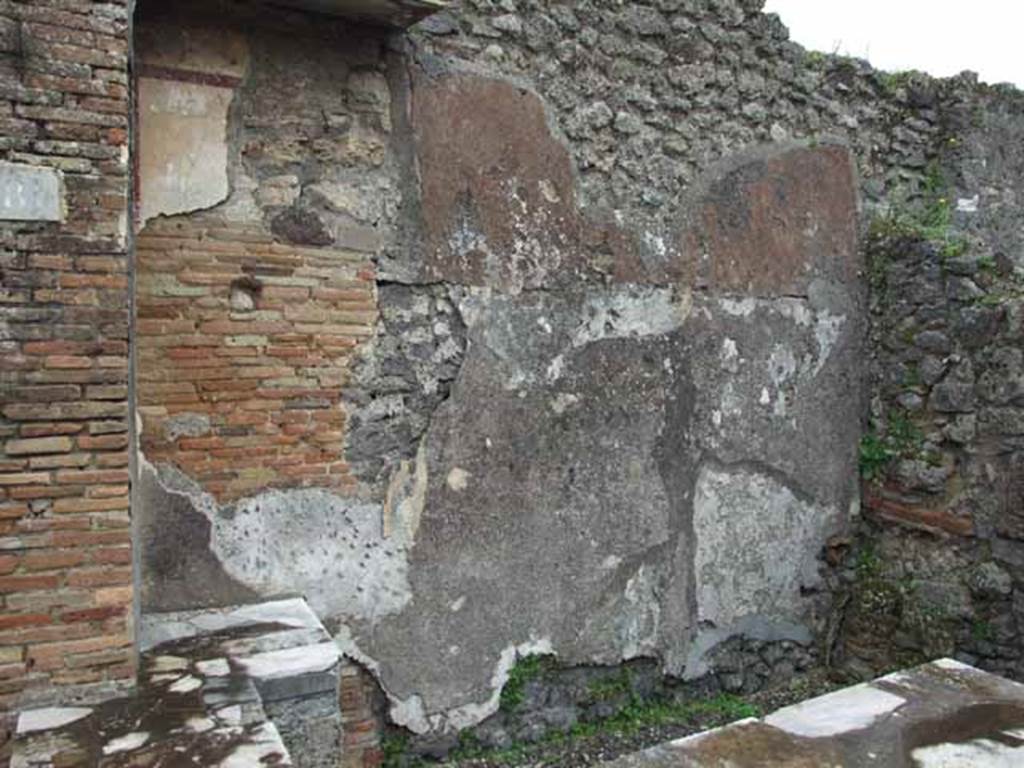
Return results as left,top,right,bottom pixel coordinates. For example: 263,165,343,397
763,1,1023,88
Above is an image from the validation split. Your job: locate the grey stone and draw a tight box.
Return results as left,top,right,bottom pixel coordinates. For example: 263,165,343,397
930,382,977,413
264,695,341,768
968,562,1014,599
943,414,977,444
914,330,952,354
270,207,333,246
613,111,644,134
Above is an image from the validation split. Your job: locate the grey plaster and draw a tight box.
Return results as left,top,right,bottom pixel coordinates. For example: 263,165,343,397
333,279,856,734
138,460,412,620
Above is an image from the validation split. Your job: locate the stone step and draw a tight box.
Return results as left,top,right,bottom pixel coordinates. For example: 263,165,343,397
13,598,341,767
600,658,1024,767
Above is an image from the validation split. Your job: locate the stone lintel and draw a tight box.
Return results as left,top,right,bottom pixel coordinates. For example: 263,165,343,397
252,0,446,27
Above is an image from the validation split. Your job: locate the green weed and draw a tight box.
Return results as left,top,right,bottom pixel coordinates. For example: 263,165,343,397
499,654,553,713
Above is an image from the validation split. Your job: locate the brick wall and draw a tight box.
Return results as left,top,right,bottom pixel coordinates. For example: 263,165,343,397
135,215,377,500
0,1,133,709
340,660,386,768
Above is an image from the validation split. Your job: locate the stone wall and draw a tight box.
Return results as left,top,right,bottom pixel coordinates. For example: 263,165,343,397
833,79,1024,682
0,0,133,712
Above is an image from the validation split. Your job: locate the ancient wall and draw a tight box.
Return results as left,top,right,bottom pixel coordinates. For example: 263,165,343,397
1,0,1023,758
130,5,396,616
0,1,133,712
127,0,867,742
832,80,1024,682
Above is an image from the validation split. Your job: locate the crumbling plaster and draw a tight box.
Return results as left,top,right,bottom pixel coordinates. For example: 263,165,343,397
132,2,863,738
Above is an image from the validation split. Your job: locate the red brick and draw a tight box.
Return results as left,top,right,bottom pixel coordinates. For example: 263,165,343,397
66,567,131,588
53,496,128,514
4,436,74,455
24,550,87,572
0,575,60,594
0,614,51,631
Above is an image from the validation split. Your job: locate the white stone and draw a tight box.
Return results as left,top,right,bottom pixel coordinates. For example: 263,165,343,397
217,705,243,725
17,707,92,734
150,655,189,672
0,163,64,222
236,642,339,681
103,732,150,755
196,658,231,677
765,682,906,738
185,717,216,733
217,723,291,767
912,738,1024,767
140,598,321,652
169,675,203,693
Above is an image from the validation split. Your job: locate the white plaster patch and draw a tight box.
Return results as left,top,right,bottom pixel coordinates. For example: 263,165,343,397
138,78,233,224
693,466,835,629
956,195,980,213
446,467,471,492
103,732,150,755
236,642,338,681
643,230,668,258
142,460,414,623
721,338,740,374
717,381,744,419
718,297,757,317
765,683,905,738
571,288,688,347
538,179,560,204
546,354,565,382
17,707,92,735
768,344,798,387
619,566,661,658
550,392,579,414
812,311,845,376
382,442,428,554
